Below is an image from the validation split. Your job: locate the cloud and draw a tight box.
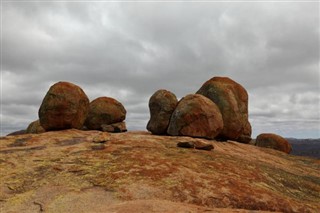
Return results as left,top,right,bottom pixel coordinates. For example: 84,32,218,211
1,1,319,138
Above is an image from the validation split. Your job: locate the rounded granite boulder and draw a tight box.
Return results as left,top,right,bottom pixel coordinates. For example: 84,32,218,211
147,89,178,135
167,94,223,139
196,76,251,141
256,133,292,154
85,97,126,130
39,82,90,131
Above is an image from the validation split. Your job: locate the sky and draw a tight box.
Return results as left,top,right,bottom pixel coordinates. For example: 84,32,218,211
1,1,319,138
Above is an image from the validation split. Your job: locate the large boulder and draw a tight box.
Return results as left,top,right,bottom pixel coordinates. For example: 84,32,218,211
39,82,89,131
85,97,126,130
196,76,251,141
147,89,178,135
256,133,292,154
26,120,45,134
167,94,223,139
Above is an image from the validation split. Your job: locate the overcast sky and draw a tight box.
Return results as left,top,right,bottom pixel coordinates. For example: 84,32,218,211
1,1,319,138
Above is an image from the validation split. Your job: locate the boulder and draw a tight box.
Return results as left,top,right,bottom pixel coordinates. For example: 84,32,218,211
92,132,111,143
101,122,127,133
147,89,178,135
256,133,292,154
39,82,90,131
167,94,223,139
196,76,251,141
26,120,45,134
85,97,126,130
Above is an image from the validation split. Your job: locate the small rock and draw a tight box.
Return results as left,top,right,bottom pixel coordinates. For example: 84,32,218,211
177,141,195,148
26,120,45,134
92,133,110,143
177,141,214,151
101,122,127,133
194,141,214,151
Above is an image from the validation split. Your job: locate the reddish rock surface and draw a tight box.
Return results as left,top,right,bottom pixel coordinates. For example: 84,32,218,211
196,77,251,141
85,97,126,130
147,89,178,135
38,82,89,131
256,133,292,154
0,130,319,212
26,120,45,134
167,94,223,139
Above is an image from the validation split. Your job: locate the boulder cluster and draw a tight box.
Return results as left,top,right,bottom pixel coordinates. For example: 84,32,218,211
28,81,127,133
20,77,291,154
147,77,251,142
147,76,291,153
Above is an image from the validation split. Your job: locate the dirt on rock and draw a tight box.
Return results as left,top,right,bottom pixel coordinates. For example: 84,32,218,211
0,130,319,212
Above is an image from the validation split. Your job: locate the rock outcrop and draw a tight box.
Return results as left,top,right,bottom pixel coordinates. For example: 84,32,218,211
85,97,126,130
196,77,251,141
256,133,292,154
38,81,90,131
0,130,319,212
167,94,223,139
147,89,178,135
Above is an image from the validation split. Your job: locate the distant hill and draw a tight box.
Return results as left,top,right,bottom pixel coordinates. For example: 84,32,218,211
287,138,320,159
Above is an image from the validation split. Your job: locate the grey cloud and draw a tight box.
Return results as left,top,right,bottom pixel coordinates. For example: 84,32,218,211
1,2,319,138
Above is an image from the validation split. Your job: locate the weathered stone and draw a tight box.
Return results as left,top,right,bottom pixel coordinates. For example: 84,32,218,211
85,97,126,130
92,132,110,143
39,81,89,131
167,94,223,139
177,141,195,148
147,89,178,135
256,133,292,154
26,120,45,134
101,122,127,133
177,141,214,151
197,76,251,141
194,141,214,151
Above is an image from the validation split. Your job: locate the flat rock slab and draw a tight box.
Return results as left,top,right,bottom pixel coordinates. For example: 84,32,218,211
0,130,319,212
